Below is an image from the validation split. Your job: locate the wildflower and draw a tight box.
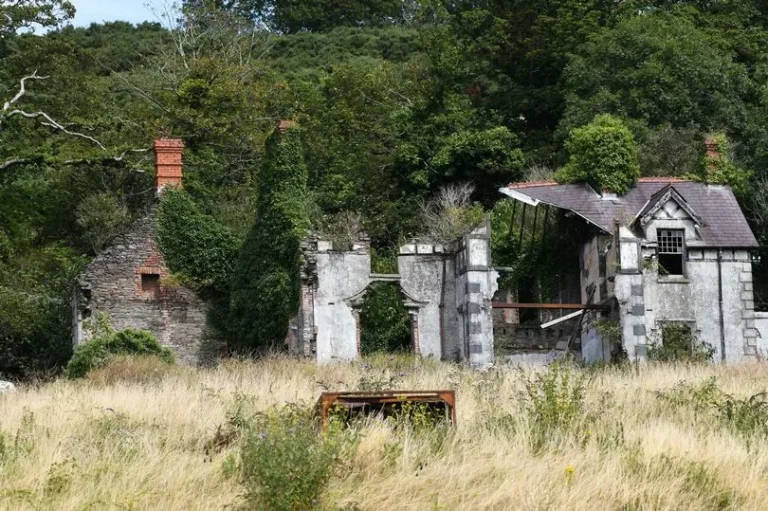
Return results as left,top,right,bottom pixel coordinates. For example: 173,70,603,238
564,465,575,485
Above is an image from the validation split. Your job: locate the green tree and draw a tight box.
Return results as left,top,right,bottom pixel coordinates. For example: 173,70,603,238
556,114,640,195
561,12,752,141
228,125,311,351
213,0,414,33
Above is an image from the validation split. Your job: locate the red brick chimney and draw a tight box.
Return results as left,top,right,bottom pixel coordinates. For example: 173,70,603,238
154,138,184,192
277,120,296,134
704,136,721,177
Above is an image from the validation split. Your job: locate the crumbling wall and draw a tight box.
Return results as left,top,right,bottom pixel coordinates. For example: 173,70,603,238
296,220,497,367
398,243,451,359
614,219,755,362
297,237,371,363
74,212,216,365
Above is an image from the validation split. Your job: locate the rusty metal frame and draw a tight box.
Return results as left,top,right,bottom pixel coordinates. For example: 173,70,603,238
491,302,609,310
317,390,456,427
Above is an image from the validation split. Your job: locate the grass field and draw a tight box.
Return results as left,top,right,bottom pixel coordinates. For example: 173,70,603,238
3,356,768,510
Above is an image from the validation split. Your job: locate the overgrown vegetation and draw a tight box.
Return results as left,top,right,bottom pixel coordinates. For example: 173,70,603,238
239,403,358,510
65,327,174,379
556,114,640,195
228,126,311,352
647,323,715,363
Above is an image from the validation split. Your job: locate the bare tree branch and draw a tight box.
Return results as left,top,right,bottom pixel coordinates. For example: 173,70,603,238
2,70,48,112
1,70,108,151
7,109,106,150
0,158,31,171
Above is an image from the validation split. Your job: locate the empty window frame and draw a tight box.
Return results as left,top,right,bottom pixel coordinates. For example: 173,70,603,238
141,273,160,298
657,229,685,276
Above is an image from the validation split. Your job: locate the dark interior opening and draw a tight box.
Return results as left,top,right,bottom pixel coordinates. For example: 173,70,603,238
658,253,684,275
141,273,160,298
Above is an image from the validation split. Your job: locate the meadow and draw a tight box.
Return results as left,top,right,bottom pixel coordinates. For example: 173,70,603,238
3,356,768,510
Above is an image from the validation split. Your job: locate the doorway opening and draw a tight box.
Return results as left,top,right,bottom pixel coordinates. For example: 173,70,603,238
358,282,413,355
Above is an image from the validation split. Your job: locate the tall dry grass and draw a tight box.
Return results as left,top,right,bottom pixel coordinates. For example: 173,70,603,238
2,356,768,510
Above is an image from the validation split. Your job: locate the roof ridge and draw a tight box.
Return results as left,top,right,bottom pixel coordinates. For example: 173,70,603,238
506,180,558,189
637,177,690,183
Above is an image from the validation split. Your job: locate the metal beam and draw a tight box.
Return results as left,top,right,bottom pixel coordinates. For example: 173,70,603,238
540,310,583,329
491,302,609,310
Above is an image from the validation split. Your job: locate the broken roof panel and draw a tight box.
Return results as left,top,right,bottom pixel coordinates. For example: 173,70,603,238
499,178,758,248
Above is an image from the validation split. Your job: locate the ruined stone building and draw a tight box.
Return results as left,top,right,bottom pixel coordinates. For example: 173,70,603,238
500,176,763,362
73,139,215,364
72,135,765,367
290,220,498,368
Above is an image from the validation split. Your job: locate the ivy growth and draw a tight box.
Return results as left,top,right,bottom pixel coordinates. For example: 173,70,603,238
689,133,752,197
156,189,242,296
228,125,311,352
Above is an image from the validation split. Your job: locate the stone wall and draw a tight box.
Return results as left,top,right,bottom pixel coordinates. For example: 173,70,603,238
613,222,754,363
295,219,498,367
74,210,217,365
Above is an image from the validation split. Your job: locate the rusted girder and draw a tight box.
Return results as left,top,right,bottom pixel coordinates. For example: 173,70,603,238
491,302,610,310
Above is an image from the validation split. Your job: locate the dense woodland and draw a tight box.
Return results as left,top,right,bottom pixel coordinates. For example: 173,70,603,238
3,0,768,376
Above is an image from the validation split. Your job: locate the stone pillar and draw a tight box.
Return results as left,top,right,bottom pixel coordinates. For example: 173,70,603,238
455,218,498,368
615,226,647,361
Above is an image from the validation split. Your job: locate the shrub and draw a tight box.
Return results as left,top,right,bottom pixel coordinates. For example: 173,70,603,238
691,133,752,197
65,329,173,379
418,183,484,245
240,404,357,510
647,323,715,363
85,354,176,385
523,362,589,450
556,114,640,196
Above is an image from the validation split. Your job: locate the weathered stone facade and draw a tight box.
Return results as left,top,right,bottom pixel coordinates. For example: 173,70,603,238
501,178,761,364
73,211,216,364
292,218,498,368
72,139,217,365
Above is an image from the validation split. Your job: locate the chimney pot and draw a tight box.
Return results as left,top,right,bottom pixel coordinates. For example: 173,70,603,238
154,138,184,192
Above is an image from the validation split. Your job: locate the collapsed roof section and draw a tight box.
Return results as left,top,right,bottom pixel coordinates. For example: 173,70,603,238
498,178,758,248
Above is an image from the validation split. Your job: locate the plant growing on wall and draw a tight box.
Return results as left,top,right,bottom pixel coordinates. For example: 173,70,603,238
689,133,752,197
156,189,242,296
556,114,640,196
228,124,311,352
647,323,714,363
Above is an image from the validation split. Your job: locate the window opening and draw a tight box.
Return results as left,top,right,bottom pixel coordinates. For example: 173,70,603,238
141,273,160,298
657,229,685,275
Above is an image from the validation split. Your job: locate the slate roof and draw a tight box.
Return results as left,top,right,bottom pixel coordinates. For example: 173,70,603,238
500,178,758,248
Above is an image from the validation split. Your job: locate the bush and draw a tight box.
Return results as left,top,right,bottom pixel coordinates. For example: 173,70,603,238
556,114,640,196
240,404,357,510
524,362,589,450
647,323,714,363
65,329,174,379
85,354,176,385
